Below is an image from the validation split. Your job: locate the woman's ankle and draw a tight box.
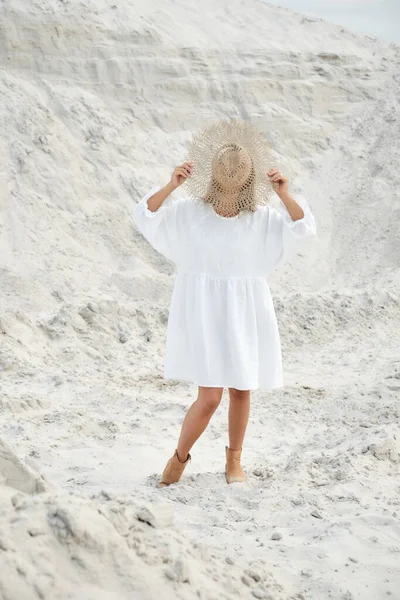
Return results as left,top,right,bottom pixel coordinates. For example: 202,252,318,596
176,448,190,462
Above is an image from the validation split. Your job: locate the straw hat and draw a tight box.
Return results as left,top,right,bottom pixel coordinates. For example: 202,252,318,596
184,118,275,217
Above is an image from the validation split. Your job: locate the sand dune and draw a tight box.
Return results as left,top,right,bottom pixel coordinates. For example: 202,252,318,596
0,1,399,598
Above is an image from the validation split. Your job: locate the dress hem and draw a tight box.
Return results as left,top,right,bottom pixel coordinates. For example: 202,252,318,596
163,373,284,391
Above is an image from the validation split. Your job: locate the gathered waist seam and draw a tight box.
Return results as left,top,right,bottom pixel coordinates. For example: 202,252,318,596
177,268,266,281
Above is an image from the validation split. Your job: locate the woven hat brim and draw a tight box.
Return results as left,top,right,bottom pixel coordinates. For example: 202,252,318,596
184,118,276,213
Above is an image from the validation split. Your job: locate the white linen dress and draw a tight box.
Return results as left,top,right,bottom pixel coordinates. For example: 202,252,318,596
132,185,316,390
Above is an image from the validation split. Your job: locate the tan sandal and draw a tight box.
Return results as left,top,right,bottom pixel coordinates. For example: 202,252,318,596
225,446,246,483
158,449,191,488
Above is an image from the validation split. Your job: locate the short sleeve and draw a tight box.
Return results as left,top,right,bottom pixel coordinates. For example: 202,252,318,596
262,193,317,271
132,185,190,264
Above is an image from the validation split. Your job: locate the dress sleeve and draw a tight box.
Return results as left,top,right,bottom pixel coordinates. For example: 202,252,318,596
262,193,317,271
132,185,189,263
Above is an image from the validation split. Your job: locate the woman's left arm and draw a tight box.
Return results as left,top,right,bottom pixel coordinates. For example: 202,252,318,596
261,168,317,271
268,168,304,221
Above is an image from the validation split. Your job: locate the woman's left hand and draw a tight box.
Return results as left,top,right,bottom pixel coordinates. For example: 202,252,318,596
268,168,289,197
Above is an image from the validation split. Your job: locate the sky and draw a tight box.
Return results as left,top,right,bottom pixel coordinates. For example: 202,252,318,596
266,0,399,43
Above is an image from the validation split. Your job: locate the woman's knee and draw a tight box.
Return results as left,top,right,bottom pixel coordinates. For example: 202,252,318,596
198,386,223,413
228,388,250,401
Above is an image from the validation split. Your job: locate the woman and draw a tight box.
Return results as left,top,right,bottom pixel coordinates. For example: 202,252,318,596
132,119,316,487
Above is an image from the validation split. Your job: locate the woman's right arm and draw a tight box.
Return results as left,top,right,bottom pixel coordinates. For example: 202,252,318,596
131,161,193,263
146,162,193,212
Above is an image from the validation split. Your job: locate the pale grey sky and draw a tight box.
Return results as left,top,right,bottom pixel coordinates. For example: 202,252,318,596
266,0,399,43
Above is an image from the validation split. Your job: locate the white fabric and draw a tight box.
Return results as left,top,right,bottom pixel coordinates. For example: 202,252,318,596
132,186,316,390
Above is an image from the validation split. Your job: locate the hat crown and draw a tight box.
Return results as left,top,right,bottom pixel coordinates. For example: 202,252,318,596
214,144,251,176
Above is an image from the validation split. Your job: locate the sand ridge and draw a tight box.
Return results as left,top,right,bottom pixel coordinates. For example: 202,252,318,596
0,0,399,598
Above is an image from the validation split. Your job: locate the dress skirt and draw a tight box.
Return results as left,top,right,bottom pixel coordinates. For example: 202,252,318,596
164,270,283,390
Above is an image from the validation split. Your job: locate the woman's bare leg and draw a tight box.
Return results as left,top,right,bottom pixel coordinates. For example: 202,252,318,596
228,388,250,450
176,386,223,461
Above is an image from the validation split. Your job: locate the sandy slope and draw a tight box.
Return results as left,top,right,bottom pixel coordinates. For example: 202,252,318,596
0,1,399,599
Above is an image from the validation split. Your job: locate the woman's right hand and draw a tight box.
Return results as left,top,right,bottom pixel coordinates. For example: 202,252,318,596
170,162,193,189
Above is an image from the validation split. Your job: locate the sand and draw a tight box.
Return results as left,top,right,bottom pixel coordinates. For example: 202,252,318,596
0,0,399,598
